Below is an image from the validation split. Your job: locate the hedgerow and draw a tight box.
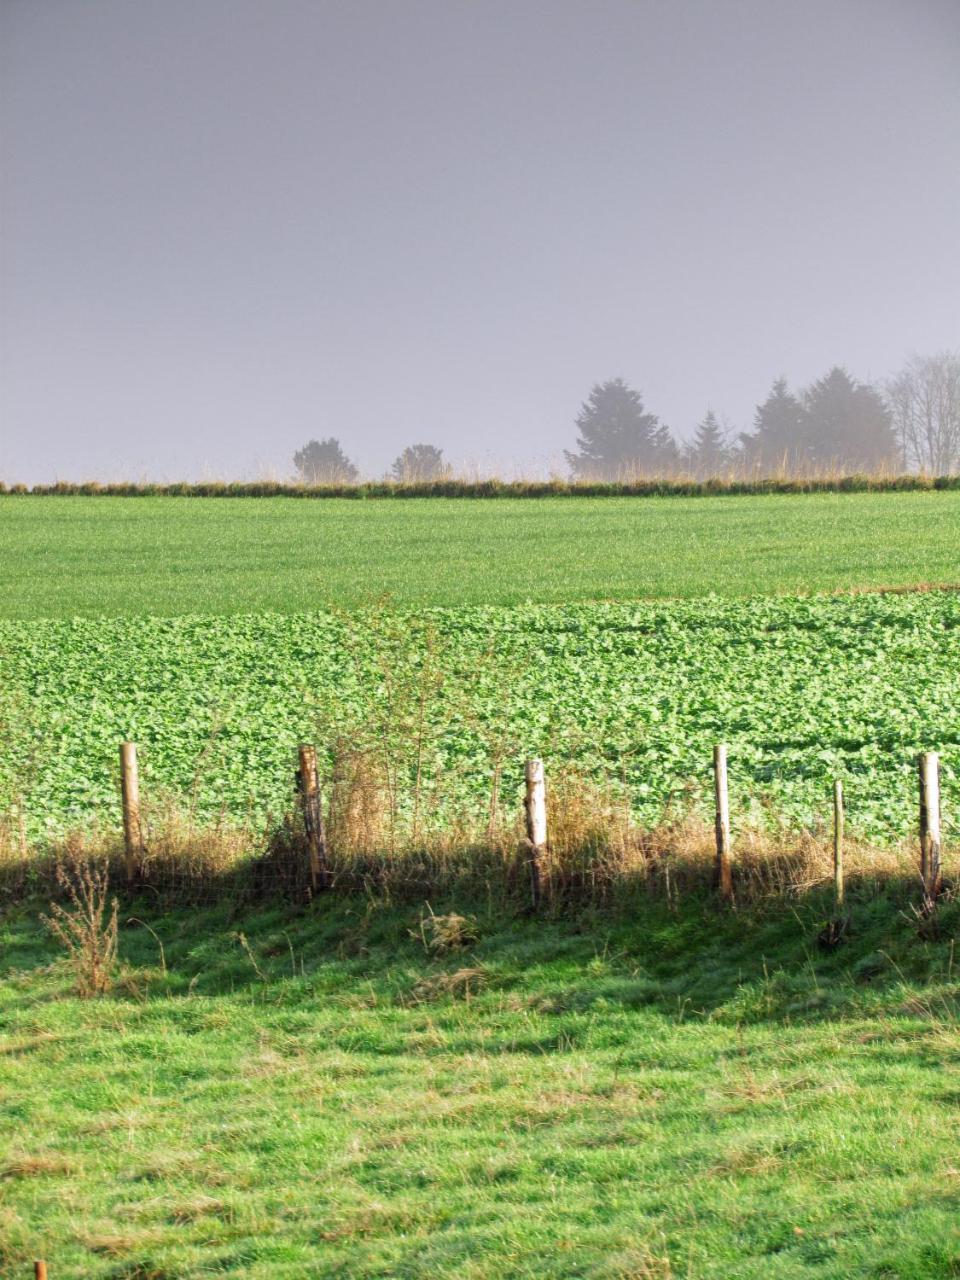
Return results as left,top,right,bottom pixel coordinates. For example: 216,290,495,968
2,474,958,499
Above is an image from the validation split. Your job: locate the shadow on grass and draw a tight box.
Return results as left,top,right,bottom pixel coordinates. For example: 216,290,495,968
2,867,957,1032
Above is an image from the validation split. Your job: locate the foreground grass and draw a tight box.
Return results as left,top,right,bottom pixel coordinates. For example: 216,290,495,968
3,492,960,616
2,890,960,1278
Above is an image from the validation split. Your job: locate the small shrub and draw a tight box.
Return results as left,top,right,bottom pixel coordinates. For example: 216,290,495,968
42,853,119,997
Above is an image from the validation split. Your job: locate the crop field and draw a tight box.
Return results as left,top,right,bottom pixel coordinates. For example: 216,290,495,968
3,492,960,1279
3,492,960,848
3,592,960,846
2,490,960,616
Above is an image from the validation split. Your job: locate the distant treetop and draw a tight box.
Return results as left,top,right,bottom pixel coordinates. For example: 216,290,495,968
391,443,450,483
685,409,731,477
293,437,359,484
565,378,677,479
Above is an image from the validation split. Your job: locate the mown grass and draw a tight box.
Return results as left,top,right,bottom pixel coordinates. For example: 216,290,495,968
3,491,960,617
2,888,959,1278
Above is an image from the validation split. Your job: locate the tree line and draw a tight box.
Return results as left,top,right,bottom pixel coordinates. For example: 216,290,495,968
292,351,960,483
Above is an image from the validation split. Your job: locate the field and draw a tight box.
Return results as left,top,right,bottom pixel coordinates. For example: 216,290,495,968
3,892,960,1279
3,492,960,1279
2,490,960,616
3,593,960,846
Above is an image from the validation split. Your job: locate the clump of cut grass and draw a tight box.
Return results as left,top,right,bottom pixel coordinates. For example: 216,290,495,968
1,1151,76,1180
415,906,480,954
411,965,487,1003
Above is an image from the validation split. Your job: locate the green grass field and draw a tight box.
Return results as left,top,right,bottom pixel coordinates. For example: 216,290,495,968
3,491,960,616
4,492,960,1278
3,892,960,1279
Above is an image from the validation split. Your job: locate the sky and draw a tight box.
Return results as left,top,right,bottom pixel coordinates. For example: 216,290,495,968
1,0,958,482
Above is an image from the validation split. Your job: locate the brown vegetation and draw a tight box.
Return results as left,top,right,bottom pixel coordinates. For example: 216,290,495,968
1,771,928,913
3,469,960,500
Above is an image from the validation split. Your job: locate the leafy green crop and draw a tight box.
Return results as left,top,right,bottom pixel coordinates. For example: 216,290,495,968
3,591,959,845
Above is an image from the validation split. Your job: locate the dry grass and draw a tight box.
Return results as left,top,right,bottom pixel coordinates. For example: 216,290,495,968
5,464,957,499
1,1152,76,1180
0,766,928,913
410,966,488,1003
415,907,480,954
0,803,262,897
41,848,119,997
326,744,392,856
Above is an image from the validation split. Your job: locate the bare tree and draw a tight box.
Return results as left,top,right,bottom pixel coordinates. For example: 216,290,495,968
886,352,960,475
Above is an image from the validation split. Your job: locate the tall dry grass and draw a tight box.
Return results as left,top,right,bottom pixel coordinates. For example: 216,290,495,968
3,466,958,500
41,846,119,997
0,764,930,913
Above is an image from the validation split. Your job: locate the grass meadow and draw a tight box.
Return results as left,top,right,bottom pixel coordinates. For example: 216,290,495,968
3,491,960,1277
3,891,960,1279
2,490,960,616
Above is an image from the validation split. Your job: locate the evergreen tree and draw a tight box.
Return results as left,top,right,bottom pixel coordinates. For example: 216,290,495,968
802,367,897,471
740,378,808,471
650,421,680,472
293,437,359,484
391,443,449,482
565,378,672,479
686,409,728,477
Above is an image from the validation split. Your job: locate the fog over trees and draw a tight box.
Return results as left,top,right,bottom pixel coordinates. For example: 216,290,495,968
391,444,449,483
887,352,960,475
563,379,676,479
562,355,951,481
293,352,960,483
293,438,359,484
684,410,731,478
736,369,896,474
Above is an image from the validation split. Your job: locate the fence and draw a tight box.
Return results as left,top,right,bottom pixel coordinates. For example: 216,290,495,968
109,740,946,910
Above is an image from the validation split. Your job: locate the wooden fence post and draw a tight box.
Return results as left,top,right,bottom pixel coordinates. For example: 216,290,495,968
35,1261,48,1280
713,744,733,902
919,751,942,901
833,779,844,909
524,758,548,908
119,741,142,885
298,744,328,893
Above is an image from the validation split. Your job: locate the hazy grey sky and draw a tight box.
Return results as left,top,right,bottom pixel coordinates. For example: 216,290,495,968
2,0,958,482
